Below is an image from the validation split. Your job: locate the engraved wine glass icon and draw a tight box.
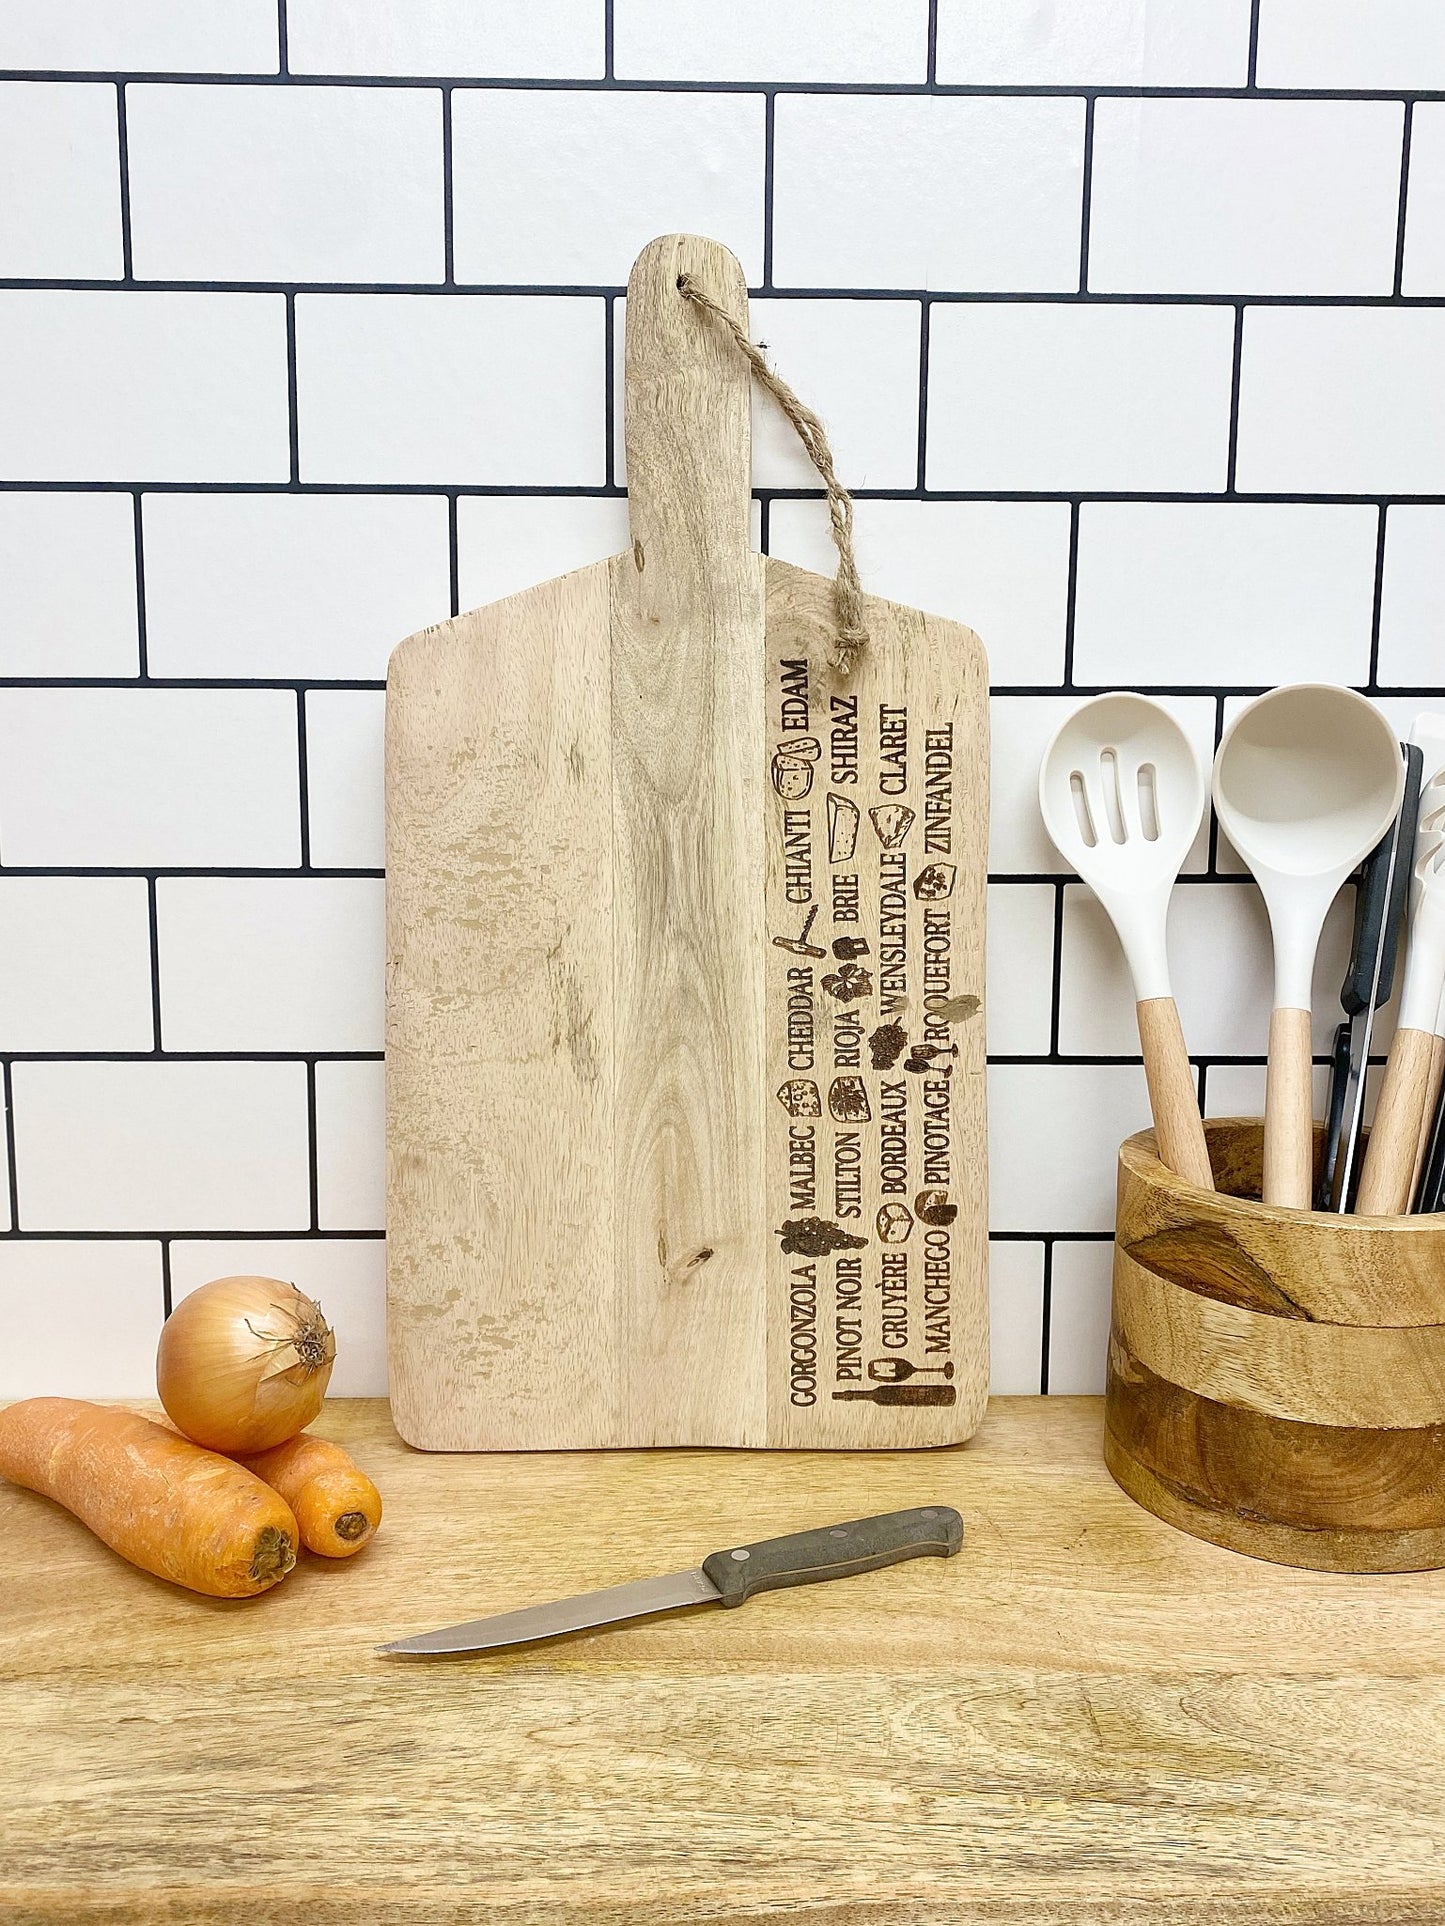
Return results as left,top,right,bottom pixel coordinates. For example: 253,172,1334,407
868,1356,955,1384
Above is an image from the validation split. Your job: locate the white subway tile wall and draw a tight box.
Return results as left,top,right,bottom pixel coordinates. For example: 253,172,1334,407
141,494,451,679
935,0,1252,88
0,2,1440,1397
125,85,446,285
450,90,766,286
0,493,139,675
1404,105,1445,296
0,82,122,280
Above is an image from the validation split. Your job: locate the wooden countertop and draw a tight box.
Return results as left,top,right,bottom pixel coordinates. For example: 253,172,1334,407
3,1397,1443,1924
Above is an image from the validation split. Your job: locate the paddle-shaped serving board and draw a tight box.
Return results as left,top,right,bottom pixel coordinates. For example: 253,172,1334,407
386,235,988,1449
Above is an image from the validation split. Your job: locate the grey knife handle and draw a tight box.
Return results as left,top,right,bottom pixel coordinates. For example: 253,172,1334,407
700,1506,963,1608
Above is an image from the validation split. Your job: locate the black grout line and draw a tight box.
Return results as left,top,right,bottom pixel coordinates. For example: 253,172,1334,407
926,0,939,87
0,1042,1366,1068
0,673,1440,696
4,274,1445,306
1368,502,1389,692
1225,304,1245,495
1394,99,1414,298
130,492,148,678
160,1237,173,1316
1247,0,1262,89
7,70,1445,99
1047,881,1066,1057
305,1059,320,1232
761,91,775,290
603,0,614,82
1038,1240,1053,1393
758,495,771,555
604,294,617,488
276,0,288,77
0,675,388,690
0,1227,385,1240
915,299,931,492
985,1052,1348,1066
115,82,133,283
284,292,300,485
0,1223,1109,1245
0,1051,384,1062
1207,693,1226,872
991,1229,1112,1243
2,1063,19,1232
295,690,311,868
441,85,455,287
146,876,163,1051
1061,502,1080,688
11,480,1444,507
447,492,460,616
0,867,384,880
1077,96,1094,293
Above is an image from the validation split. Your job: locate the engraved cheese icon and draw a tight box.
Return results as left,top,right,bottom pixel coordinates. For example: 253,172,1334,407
827,792,859,863
868,803,915,850
828,1075,871,1123
913,861,956,901
914,1188,958,1227
876,1202,914,1244
776,1078,822,1118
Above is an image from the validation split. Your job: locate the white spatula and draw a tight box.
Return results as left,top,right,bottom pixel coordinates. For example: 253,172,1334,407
1039,693,1212,1189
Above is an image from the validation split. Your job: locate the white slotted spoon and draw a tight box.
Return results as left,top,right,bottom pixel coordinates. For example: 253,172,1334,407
1356,729,1445,1216
1039,693,1213,1190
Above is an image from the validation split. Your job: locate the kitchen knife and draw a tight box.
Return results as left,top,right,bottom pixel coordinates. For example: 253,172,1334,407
377,1505,964,1656
1318,742,1421,1211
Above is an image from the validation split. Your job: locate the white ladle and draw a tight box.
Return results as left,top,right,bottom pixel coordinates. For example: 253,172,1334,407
1213,684,1404,1210
1040,693,1213,1189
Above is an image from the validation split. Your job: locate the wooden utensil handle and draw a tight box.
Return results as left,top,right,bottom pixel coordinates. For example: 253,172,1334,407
1357,1025,1437,1217
1411,1033,1445,1204
1135,997,1213,1190
1263,1006,1315,1209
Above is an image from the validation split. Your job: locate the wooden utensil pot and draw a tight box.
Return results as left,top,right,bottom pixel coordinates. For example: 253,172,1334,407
1105,1116,1445,1571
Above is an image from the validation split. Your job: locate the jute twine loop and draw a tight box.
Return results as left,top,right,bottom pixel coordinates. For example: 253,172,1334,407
677,272,868,677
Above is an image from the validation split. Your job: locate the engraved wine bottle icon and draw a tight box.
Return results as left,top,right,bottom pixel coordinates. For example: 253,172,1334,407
867,1356,954,1384
831,1384,957,1407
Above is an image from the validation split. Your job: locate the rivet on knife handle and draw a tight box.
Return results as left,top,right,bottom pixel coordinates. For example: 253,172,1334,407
699,1506,964,1608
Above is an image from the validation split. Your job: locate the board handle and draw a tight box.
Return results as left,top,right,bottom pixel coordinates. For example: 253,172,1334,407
701,1507,964,1607
623,235,753,601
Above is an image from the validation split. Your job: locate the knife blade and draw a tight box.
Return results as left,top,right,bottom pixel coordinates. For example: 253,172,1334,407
1319,742,1421,1211
377,1505,964,1657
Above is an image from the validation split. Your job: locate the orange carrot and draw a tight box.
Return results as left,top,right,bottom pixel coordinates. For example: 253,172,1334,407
233,1433,382,1558
0,1398,298,1597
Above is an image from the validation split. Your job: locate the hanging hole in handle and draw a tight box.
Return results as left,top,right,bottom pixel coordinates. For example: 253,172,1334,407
1099,747,1127,843
1137,762,1160,842
1070,770,1098,848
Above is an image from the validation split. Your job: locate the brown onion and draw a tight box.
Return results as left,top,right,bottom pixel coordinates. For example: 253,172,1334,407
157,1276,335,1453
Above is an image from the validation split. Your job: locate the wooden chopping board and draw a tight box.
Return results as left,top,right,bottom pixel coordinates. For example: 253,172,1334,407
385,233,988,1450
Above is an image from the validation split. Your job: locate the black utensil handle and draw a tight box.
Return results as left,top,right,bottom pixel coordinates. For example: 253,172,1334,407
1418,1075,1445,1216
1343,744,1421,1013
1318,1019,1352,1210
701,1506,963,1608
